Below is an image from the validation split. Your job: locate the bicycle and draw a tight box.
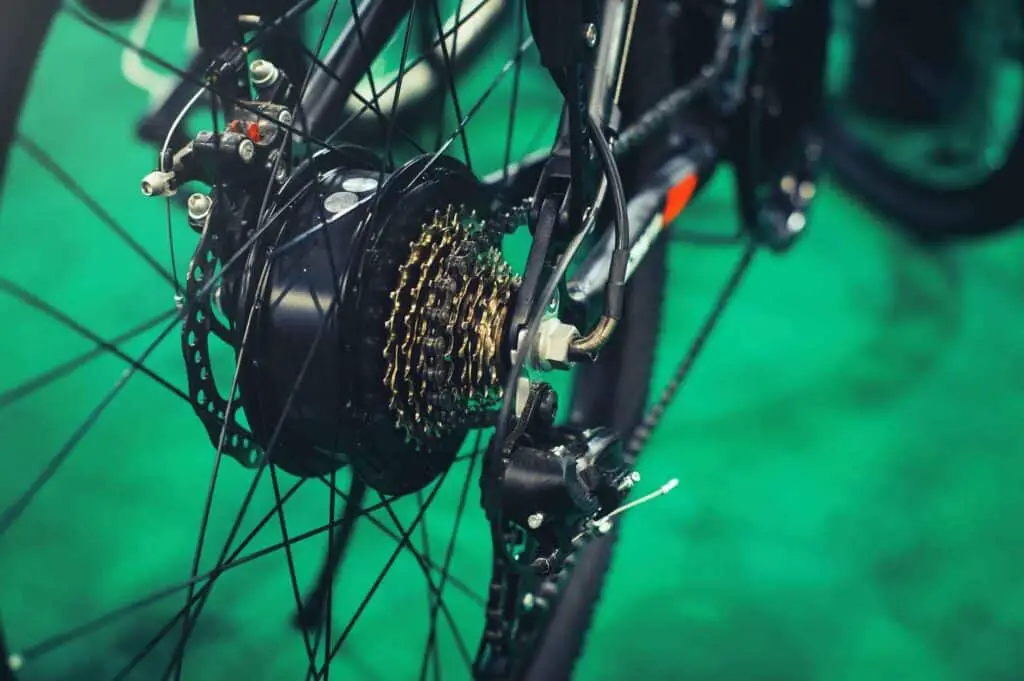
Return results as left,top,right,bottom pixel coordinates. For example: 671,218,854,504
0,0,827,679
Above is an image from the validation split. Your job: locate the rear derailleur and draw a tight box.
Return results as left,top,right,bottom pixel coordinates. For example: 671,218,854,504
487,381,638,577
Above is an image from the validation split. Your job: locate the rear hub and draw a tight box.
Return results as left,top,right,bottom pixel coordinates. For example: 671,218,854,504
194,153,519,495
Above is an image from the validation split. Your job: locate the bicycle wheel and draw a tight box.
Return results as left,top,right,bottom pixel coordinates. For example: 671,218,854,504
826,0,1024,240
0,2,676,679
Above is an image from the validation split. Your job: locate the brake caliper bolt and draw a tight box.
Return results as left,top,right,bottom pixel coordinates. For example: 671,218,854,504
249,59,279,88
238,138,256,163
187,193,212,222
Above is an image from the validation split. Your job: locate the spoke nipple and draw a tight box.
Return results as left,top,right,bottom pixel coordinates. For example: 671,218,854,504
527,512,544,529
249,58,279,88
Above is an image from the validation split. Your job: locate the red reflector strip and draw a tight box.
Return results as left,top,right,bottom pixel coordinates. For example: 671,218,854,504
662,174,698,225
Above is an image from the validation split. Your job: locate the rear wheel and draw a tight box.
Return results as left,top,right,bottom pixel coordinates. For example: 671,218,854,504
0,2,672,679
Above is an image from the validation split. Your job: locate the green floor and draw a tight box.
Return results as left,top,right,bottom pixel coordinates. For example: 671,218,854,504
3,6,1024,681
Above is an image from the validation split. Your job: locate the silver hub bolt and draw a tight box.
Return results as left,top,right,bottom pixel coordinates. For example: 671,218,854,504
323,191,359,214
237,139,256,164
341,176,379,193
527,513,544,530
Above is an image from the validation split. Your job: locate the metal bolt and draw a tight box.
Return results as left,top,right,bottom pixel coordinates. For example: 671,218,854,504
617,470,641,492
249,59,279,88
324,191,359,214
583,23,598,47
187,193,212,222
786,212,807,233
238,138,256,163
342,176,379,193
527,513,544,529
798,181,817,202
7,653,23,672
522,593,535,610
278,109,293,126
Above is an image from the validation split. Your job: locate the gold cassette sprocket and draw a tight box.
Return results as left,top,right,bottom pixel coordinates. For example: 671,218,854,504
383,206,518,441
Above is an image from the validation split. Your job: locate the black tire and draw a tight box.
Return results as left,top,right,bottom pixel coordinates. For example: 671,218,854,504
0,0,60,195
826,114,1024,241
529,1,675,678
826,0,1024,241
0,3,671,680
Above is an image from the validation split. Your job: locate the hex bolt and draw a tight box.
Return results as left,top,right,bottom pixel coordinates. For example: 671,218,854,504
187,193,212,222
583,23,598,47
527,513,544,529
278,109,294,126
249,59,279,88
238,138,256,164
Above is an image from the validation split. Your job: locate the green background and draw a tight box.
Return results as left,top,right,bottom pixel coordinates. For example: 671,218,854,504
2,2,1024,680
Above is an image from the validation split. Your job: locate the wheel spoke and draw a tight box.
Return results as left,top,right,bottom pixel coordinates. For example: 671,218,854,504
63,5,345,156
427,0,473,170
317,470,448,677
14,135,177,290
268,465,320,677
324,0,497,146
298,477,367,633
501,0,525,187
0,309,175,410
313,473,485,607
168,0,350,666
419,431,481,680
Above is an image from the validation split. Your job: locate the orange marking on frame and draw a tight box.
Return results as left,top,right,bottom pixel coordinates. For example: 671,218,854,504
662,174,699,226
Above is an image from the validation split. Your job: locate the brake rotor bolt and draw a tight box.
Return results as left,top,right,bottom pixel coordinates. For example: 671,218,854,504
527,513,544,529
583,23,598,47
187,193,212,222
238,138,256,163
249,59,279,88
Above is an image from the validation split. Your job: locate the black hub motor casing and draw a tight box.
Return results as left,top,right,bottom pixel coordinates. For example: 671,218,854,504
231,152,490,495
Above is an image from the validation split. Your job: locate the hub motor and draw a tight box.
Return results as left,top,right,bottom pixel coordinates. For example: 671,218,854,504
191,152,519,495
